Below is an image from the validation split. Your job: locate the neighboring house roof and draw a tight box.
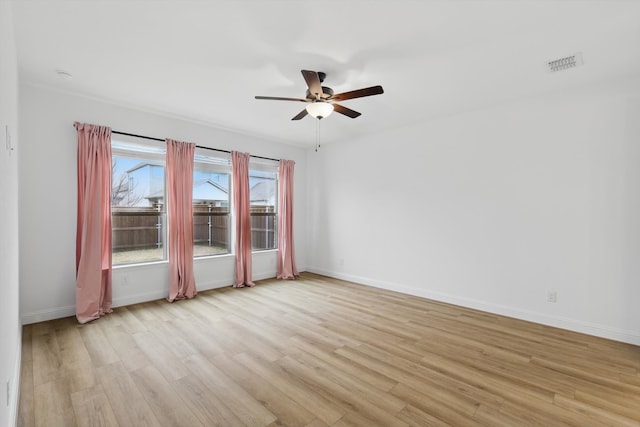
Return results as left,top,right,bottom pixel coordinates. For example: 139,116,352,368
147,179,229,203
146,191,163,201
126,161,163,174
250,180,276,204
193,179,228,202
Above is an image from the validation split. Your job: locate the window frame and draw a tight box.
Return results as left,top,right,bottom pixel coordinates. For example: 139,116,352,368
249,162,279,251
192,149,232,258
111,138,168,266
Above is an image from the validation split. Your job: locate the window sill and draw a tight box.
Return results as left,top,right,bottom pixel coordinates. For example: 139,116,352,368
113,249,277,269
113,259,169,270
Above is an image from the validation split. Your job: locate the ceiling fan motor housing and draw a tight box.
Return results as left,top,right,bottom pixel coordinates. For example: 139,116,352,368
306,86,334,100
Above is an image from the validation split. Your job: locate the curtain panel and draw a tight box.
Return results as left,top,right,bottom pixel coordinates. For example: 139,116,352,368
75,122,113,323
232,151,254,287
166,139,197,301
277,159,298,280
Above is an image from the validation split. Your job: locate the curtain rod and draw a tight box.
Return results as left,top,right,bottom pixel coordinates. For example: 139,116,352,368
110,130,280,162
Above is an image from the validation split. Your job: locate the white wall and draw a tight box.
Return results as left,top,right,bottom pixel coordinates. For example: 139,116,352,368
0,1,21,425
17,51,640,350
19,84,308,323
307,79,640,345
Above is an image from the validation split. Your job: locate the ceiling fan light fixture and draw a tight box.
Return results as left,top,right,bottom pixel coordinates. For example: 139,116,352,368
255,69,383,120
306,101,334,119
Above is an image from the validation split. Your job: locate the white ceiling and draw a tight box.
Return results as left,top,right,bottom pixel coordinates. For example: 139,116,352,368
10,0,640,147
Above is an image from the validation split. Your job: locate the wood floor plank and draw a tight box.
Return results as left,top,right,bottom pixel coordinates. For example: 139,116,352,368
69,384,120,427
284,346,405,414
31,330,63,387
394,403,450,427
176,295,226,323
146,318,200,359
287,334,398,392
331,409,407,427
531,355,640,394
497,398,604,427
217,316,285,362
95,361,162,427
172,317,226,359
18,273,640,426
276,355,409,427
77,321,120,368
131,330,191,381
34,376,77,427
212,354,317,427
171,374,248,427
418,347,556,404
574,388,640,420
472,403,542,427
236,351,345,425
390,382,479,426
337,344,504,412
553,393,640,426
99,323,152,372
130,365,205,427
17,328,35,427
109,306,148,334
184,353,278,427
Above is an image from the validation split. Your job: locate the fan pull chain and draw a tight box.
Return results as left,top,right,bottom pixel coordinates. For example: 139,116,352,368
315,118,321,152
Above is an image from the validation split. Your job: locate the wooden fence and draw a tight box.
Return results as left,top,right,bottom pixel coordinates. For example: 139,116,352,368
193,205,229,249
112,207,163,251
112,205,275,252
250,206,276,250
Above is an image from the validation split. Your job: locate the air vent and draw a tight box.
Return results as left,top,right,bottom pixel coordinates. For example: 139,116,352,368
547,52,583,72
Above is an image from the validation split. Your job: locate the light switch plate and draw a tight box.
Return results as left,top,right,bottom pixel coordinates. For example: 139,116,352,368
3,124,13,153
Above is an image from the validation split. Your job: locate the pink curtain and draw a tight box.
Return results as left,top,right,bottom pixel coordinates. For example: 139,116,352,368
232,151,254,287
166,139,197,301
277,159,298,280
75,122,113,323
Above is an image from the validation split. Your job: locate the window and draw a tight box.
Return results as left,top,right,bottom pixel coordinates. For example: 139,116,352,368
249,167,278,250
193,150,231,257
110,139,278,265
111,140,166,265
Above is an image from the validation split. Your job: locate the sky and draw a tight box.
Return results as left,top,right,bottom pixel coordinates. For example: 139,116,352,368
113,155,274,194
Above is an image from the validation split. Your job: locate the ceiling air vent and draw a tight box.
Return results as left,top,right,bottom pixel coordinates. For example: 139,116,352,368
547,52,583,72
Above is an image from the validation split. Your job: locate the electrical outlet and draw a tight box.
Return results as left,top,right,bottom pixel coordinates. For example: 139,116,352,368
121,276,128,286
546,291,557,303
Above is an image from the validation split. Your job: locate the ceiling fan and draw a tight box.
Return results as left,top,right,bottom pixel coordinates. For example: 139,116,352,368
255,70,384,120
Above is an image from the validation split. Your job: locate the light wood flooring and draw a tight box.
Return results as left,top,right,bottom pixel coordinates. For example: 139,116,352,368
18,273,640,426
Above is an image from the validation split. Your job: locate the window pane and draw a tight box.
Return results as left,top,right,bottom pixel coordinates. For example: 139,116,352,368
193,168,230,257
250,170,277,250
111,154,166,265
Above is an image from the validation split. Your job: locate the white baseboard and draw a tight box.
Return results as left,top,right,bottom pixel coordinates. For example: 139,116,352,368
253,271,277,282
112,291,167,308
21,305,75,325
306,267,640,346
21,272,280,325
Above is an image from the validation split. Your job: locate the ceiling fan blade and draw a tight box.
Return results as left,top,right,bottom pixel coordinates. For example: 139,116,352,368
301,70,323,98
291,109,308,120
331,85,384,102
255,96,308,102
333,103,361,119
